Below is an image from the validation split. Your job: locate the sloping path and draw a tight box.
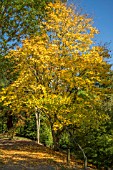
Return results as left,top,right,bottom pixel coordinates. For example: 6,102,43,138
0,138,78,170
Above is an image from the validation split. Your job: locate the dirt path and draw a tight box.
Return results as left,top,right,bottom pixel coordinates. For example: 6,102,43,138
0,138,78,170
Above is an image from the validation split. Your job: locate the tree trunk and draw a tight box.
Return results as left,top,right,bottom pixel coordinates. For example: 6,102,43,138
6,111,14,140
51,129,60,150
76,142,87,170
67,148,70,165
7,114,13,130
35,108,40,144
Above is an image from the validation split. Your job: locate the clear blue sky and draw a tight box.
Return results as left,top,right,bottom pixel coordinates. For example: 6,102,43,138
68,0,113,65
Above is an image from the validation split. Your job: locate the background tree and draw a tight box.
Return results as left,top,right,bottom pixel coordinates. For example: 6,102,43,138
0,0,54,55
0,0,53,135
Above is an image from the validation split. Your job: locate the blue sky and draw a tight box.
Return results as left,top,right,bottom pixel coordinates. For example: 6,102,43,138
69,0,113,65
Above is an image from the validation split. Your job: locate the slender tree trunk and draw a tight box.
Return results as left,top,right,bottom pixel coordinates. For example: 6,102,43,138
69,130,88,170
35,108,40,144
67,148,70,165
76,142,87,170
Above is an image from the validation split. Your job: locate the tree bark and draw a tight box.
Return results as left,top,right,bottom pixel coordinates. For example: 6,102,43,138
7,113,13,130
35,108,40,144
51,129,61,150
67,148,70,165
75,141,87,170
6,111,15,139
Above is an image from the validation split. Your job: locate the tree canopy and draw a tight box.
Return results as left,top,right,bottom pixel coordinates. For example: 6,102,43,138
0,2,112,129
0,1,113,168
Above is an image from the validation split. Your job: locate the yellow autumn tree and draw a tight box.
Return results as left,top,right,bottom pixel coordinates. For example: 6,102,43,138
0,2,111,145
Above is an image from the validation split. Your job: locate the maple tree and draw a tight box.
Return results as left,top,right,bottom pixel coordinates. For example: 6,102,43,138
0,2,112,146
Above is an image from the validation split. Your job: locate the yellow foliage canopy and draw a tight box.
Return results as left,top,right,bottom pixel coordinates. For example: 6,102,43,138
0,2,111,130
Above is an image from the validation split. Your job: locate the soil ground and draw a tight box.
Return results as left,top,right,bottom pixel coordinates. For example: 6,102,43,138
0,136,96,170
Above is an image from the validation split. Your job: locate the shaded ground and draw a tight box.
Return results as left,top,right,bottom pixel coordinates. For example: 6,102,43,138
0,137,96,170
